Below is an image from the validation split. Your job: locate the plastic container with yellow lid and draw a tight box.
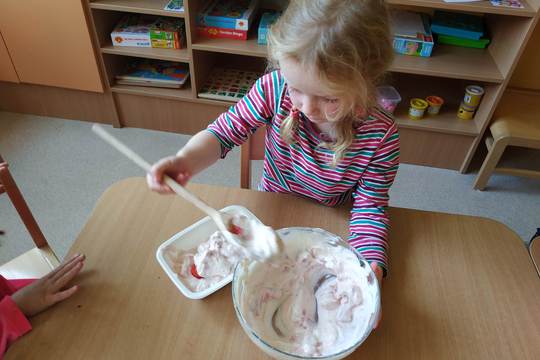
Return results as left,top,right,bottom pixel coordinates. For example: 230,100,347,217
408,98,428,120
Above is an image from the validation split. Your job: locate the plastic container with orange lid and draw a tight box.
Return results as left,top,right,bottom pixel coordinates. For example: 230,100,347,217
426,95,444,115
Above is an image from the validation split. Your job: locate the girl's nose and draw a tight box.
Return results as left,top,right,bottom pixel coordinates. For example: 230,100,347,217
301,96,318,117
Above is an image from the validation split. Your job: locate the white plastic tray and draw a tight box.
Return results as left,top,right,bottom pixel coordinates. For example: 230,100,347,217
156,205,262,299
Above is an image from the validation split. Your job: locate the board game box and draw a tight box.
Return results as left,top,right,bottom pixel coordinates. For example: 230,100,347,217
111,15,185,49
197,26,248,40
198,68,261,101
197,0,260,31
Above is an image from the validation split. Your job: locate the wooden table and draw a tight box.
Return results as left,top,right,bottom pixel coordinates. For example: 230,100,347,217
7,178,540,359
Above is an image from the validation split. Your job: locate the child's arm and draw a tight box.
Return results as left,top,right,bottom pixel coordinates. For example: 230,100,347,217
148,72,279,192
1,281,32,356
205,72,277,158
349,122,399,277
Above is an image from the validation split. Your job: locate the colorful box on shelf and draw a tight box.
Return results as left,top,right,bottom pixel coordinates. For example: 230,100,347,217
431,11,484,41
391,12,434,57
111,15,185,49
196,26,247,40
197,0,260,31
258,11,281,45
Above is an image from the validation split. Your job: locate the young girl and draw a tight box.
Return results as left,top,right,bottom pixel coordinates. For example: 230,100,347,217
148,0,398,293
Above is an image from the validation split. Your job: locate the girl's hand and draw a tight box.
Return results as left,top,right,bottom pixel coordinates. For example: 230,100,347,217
370,261,383,329
12,253,85,317
146,155,193,194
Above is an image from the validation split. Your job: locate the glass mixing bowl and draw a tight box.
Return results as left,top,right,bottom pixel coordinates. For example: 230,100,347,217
232,227,380,360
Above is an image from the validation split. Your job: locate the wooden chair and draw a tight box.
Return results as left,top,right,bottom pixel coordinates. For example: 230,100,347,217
473,89,540,190
530,232,540,277
240,127,266,189
0,154,59,279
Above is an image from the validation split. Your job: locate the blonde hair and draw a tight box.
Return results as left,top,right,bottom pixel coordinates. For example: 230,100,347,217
267,0,393,166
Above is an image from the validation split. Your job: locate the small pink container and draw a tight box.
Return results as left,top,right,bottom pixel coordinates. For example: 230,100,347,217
376,86,402,114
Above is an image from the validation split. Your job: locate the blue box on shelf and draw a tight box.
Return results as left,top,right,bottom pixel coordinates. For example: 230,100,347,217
431,11,484,41
258,11,281,45
197,0,260,31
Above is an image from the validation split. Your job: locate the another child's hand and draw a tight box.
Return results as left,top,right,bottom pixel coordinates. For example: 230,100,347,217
146,155,192,194
12,253,85,317
370,261,384,329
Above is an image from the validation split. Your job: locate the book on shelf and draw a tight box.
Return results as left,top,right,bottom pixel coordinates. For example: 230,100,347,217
116,60,189,89
197,0,260,31
164,0,184,13
198,68,261,102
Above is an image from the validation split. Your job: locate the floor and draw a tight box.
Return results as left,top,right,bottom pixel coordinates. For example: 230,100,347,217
1,111,539,264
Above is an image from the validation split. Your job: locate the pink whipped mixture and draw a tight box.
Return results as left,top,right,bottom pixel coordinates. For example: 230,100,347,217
164,231,244,292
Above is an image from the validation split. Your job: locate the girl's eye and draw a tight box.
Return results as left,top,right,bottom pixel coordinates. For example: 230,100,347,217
324,98,339,104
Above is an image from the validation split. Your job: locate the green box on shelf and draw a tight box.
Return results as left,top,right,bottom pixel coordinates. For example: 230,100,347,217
437,34,490,49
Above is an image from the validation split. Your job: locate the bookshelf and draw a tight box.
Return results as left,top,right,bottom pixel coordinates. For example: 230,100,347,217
85,0,540,171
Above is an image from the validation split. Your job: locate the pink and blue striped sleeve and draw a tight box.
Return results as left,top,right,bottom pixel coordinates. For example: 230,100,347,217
206,72,278,158
348,122,399,276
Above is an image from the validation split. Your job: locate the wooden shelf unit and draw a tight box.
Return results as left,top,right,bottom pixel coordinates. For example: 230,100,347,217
89,0,185,18
84,0,540,171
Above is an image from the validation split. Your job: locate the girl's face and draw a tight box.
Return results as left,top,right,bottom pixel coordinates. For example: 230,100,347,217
280,57,341,127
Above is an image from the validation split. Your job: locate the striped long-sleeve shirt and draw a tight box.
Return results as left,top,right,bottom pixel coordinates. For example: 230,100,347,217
207,71,399,274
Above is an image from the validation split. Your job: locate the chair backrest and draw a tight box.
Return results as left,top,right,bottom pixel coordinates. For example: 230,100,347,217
240,127,266,189
0,154,58,278
0,154,48,248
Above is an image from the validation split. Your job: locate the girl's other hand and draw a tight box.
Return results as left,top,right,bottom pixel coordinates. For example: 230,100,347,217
12,253,85,317
146,155,192,194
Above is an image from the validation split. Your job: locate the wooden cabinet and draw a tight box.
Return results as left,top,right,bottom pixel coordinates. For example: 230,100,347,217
0,0,103,92
0,32,18,83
